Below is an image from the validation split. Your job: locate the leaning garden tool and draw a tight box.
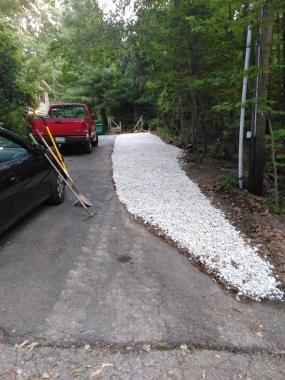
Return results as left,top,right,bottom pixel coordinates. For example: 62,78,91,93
35,127,93,207
39,118,93,208
46,125,67,171
44,125,92,207
30,132,93,218
33,131,94,217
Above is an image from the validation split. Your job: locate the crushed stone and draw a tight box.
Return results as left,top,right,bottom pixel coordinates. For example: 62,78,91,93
112,133,284,301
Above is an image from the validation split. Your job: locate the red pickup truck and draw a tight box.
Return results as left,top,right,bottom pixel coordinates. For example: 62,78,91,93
32,103,98,153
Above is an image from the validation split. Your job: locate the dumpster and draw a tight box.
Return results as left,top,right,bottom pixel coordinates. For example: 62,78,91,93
96,121,108,135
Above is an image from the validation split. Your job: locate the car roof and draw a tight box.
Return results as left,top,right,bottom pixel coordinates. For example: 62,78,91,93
50,103,87,107
0,127,19,139
0,127,31,147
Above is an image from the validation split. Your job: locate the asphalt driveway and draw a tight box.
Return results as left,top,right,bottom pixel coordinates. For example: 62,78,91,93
0,135,284,378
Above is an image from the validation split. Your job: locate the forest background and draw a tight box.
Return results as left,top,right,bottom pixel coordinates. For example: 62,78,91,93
0,0,284,208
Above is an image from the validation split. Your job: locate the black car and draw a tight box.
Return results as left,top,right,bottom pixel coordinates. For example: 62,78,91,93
0,127,65,235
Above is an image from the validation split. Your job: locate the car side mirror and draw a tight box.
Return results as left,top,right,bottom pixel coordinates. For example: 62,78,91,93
33,144,46,155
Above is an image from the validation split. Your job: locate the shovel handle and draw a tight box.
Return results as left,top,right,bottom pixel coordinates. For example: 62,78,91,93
35,129,70,178
46,126,67,171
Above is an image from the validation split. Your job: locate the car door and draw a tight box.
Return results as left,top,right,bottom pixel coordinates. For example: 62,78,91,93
0,135,32,232
15,150,51,219
0,133,50,233
0,160,22,233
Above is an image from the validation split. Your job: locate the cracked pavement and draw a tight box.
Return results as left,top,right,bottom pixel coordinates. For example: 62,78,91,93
0,136,284,379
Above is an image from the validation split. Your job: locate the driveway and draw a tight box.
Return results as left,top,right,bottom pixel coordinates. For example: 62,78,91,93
0,136,284,379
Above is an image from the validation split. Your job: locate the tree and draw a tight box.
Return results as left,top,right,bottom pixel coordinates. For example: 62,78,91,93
1,0,283,203
248,1,275,194
0,17,36,133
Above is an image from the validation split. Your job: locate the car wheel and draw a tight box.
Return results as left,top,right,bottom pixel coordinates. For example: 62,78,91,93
91,135,98,147
48,170,65,205
84,137,92,154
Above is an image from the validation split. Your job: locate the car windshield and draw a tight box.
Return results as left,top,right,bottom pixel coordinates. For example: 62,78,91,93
0,136,29,164
50,106,86,119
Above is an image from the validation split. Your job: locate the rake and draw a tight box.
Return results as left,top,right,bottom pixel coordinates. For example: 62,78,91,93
30,132,94,218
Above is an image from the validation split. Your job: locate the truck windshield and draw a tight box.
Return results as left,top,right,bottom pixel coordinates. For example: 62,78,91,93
50,106,86,119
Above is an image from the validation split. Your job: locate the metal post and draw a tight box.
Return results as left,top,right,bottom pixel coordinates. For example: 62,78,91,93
238,24,252,190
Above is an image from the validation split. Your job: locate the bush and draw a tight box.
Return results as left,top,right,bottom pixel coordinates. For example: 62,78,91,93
156,126,181,145
219,175,237,193
0,18,36,133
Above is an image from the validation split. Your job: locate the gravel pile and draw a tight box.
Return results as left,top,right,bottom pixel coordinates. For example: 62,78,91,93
112,133,284,301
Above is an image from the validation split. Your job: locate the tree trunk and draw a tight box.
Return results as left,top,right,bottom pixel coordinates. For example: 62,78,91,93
248,1,275,195
189,91,199,147
173,0,180,8
283,11,285,127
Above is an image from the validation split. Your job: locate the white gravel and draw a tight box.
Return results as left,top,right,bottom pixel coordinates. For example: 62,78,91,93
112,133,284,301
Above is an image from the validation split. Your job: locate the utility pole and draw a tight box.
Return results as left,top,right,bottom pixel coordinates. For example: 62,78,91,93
238,23,252,190
248,1,275,195
249,8,263,189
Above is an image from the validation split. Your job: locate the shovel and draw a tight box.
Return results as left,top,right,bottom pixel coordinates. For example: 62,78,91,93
31,131,94,218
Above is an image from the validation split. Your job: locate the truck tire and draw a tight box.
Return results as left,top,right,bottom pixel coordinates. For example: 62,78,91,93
91,135,98,147
48,171,65,205
84,137,92,154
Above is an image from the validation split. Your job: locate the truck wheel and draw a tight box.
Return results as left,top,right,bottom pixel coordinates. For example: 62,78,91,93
84,137,92,154
48,171,65,205
91,135,98,147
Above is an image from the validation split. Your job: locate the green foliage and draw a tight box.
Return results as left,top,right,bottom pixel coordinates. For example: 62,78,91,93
280,202,285,214
121,0,251,148
266,126,285,170
208,128,237,160
0,0,284,198
0,17,36,133
262,191,285,215
0,0,36,16
156,126,182,145
219,176,237,193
